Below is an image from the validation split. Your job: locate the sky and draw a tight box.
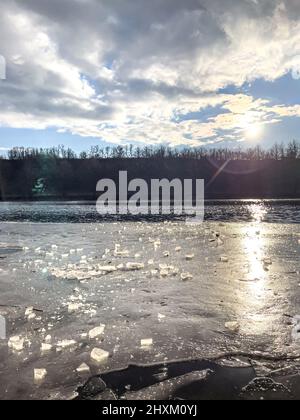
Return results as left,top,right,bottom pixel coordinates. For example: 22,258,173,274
1,0,300,153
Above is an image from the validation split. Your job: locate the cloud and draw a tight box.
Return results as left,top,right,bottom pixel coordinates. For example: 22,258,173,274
0,0,300,146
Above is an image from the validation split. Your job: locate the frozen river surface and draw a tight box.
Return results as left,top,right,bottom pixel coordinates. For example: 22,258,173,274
0,202,300,399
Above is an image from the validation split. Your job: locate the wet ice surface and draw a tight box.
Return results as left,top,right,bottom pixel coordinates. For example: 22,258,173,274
0,218,300,399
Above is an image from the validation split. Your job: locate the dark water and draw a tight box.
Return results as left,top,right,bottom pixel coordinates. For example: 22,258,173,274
0,200,299,223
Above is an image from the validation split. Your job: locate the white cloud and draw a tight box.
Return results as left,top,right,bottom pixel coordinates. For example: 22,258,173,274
0,0,300,146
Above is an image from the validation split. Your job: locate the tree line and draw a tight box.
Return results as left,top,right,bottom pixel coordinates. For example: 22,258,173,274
2,140,300,161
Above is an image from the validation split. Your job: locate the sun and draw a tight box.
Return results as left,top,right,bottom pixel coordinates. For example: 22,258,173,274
239,113,264,141
245,122,264,140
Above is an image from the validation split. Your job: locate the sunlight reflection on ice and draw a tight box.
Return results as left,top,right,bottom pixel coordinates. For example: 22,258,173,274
236,203,272,335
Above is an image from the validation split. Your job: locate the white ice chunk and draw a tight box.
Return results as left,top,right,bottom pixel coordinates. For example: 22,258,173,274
34,368,47,385
185,254,195,261
98,266,117,273
141,338,153,347
181,272,193,281
56,339,77,350
68,303,82,313
27,313,36,321
25,307,34,317
88,325,105,339
90,348,109,364
124,262,145,271
76,363,90,374
8,336,24,352
45,335,52,344
41,343,52,353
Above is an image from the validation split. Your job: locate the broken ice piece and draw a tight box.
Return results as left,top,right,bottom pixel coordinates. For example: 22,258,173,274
88,325,105,339
8,336,24,352
98,266,117,273
41,343,52,353
90,348,110,364
175,247,182,252
185,254,195,261
68,303,82,313
141,338,153,348
76,363,90,374
181,272,193,282
225,321,240,333
25,306,34,317
160,270,169,277
45,335,51,344
34,368,47,385
124,262,145,271
163,251,170,257
158,313,166,320
56,339,77,350
220,256,229,263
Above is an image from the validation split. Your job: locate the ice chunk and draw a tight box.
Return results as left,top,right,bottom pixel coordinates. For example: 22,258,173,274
124,262,145,271
163,251,170,258
220,256,229,263
8,336,24,352
263,258,272,266
76,363,90,374
27,313,37,321
98,266,117,273
181,272,193,281
41,343,52,353
141,338,153,348
225,321,240,333
175,247,182,252
56,339,77,350
160,269,169,277
68,303,82,313
88,325,105,339
25,306,34,317
45,335,51,344
90,348,109,364
185,254,195,261
154,240,161,250
158,313,166,320
34,368,47,385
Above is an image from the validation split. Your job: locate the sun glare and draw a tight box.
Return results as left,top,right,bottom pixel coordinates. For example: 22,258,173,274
245,122,264,140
